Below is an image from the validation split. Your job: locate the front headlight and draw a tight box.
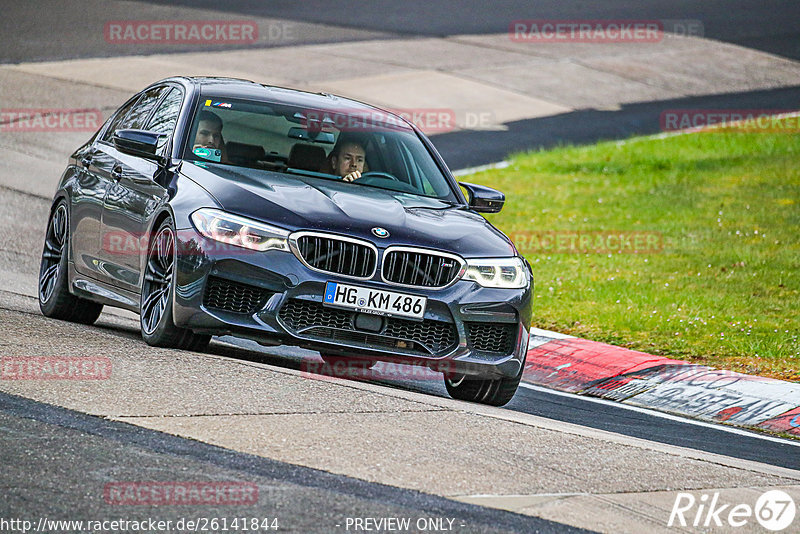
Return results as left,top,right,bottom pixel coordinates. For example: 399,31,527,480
463,257,529,289
190,208,290,252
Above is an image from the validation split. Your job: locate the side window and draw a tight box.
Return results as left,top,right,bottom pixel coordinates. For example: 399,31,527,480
100,95,141,143
146,88,183,156
119,86,167,131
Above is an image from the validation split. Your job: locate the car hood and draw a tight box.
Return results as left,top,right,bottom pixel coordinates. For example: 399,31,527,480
180,162,515,257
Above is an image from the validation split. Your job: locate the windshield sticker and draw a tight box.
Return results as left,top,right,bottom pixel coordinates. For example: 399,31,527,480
204,99,232,108
193,146,221,162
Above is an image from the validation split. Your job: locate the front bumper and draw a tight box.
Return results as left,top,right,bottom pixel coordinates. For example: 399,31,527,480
172,232,532,379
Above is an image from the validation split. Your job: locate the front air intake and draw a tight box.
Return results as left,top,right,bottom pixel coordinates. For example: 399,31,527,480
382,247,464,288
293,233,377,279
203,276,273,314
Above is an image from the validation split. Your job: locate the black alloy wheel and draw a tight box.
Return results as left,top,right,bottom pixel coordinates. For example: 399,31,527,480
38,200,103,324
443,365,523,406
140,217,210,351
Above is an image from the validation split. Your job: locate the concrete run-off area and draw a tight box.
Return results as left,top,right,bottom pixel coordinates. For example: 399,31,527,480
2,18,800,532
0,289,798,533
2,28,800,198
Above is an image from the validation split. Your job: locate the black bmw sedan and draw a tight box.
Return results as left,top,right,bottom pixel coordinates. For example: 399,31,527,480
38,77,532,405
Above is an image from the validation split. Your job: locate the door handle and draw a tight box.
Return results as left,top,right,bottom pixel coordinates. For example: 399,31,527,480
81,155,93,168
110,166,123,181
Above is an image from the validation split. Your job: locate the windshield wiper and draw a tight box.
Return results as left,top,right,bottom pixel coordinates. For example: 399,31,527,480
284,167,340,180
438,199,466,208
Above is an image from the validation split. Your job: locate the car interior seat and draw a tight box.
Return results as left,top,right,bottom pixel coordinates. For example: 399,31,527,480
287,144,327,172
226,141,266,167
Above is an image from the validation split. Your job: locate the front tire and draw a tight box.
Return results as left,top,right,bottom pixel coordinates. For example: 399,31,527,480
140,217,210,351
444,366,523,407
38,200,103,324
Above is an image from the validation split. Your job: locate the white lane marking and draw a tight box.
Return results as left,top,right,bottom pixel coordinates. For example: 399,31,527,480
154,338,800,477
527,337,553,350
528,327,574,339
519,382,800,448
452,160,510,176
453,113,800,176
222,329,799,446
614,111,800,144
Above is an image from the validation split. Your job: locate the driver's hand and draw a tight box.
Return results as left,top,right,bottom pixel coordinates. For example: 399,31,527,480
342,170,361,182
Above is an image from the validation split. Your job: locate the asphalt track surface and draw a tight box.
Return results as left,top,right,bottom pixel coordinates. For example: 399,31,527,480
4,0,800,61
217,338,800,472
0,325,796,533
184,0,800,61
430,84,800,168
3,1,800,168
0,178,797,529
0,391,588,533
2,2,799,530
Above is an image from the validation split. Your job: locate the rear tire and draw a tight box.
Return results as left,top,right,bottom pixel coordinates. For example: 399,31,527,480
140,217,210,351
444,366,523,407
38,200,103,324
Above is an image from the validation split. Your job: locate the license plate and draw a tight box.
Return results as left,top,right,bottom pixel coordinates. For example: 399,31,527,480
323,282,427,320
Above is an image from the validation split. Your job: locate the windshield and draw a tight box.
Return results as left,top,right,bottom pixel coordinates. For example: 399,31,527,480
184,97,457,201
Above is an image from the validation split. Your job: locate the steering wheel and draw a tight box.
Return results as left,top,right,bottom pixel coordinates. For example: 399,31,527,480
353,171,399,183
352,171,419,194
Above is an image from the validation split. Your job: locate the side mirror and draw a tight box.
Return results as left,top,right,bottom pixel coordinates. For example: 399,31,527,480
112,129,165,163
459,182,505,213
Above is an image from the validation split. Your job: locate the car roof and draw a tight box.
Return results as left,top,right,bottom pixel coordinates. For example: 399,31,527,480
151,76,415,130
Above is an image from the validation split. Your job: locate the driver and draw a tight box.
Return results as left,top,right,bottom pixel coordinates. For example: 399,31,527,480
193,110,228,163
328,134,366,182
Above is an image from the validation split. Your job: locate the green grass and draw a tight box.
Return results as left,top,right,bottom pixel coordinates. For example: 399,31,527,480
466,120,800,381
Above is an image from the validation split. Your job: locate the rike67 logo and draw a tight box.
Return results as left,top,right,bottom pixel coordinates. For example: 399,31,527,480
669,490,796,531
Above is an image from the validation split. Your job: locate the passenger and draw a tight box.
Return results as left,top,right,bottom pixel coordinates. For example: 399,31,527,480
193,110,228,163
328,134,366,182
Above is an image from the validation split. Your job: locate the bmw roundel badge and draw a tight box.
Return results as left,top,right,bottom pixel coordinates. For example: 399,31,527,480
372,227,390,238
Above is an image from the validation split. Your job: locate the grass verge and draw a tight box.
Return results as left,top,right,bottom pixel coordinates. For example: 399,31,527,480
467,119,800,381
